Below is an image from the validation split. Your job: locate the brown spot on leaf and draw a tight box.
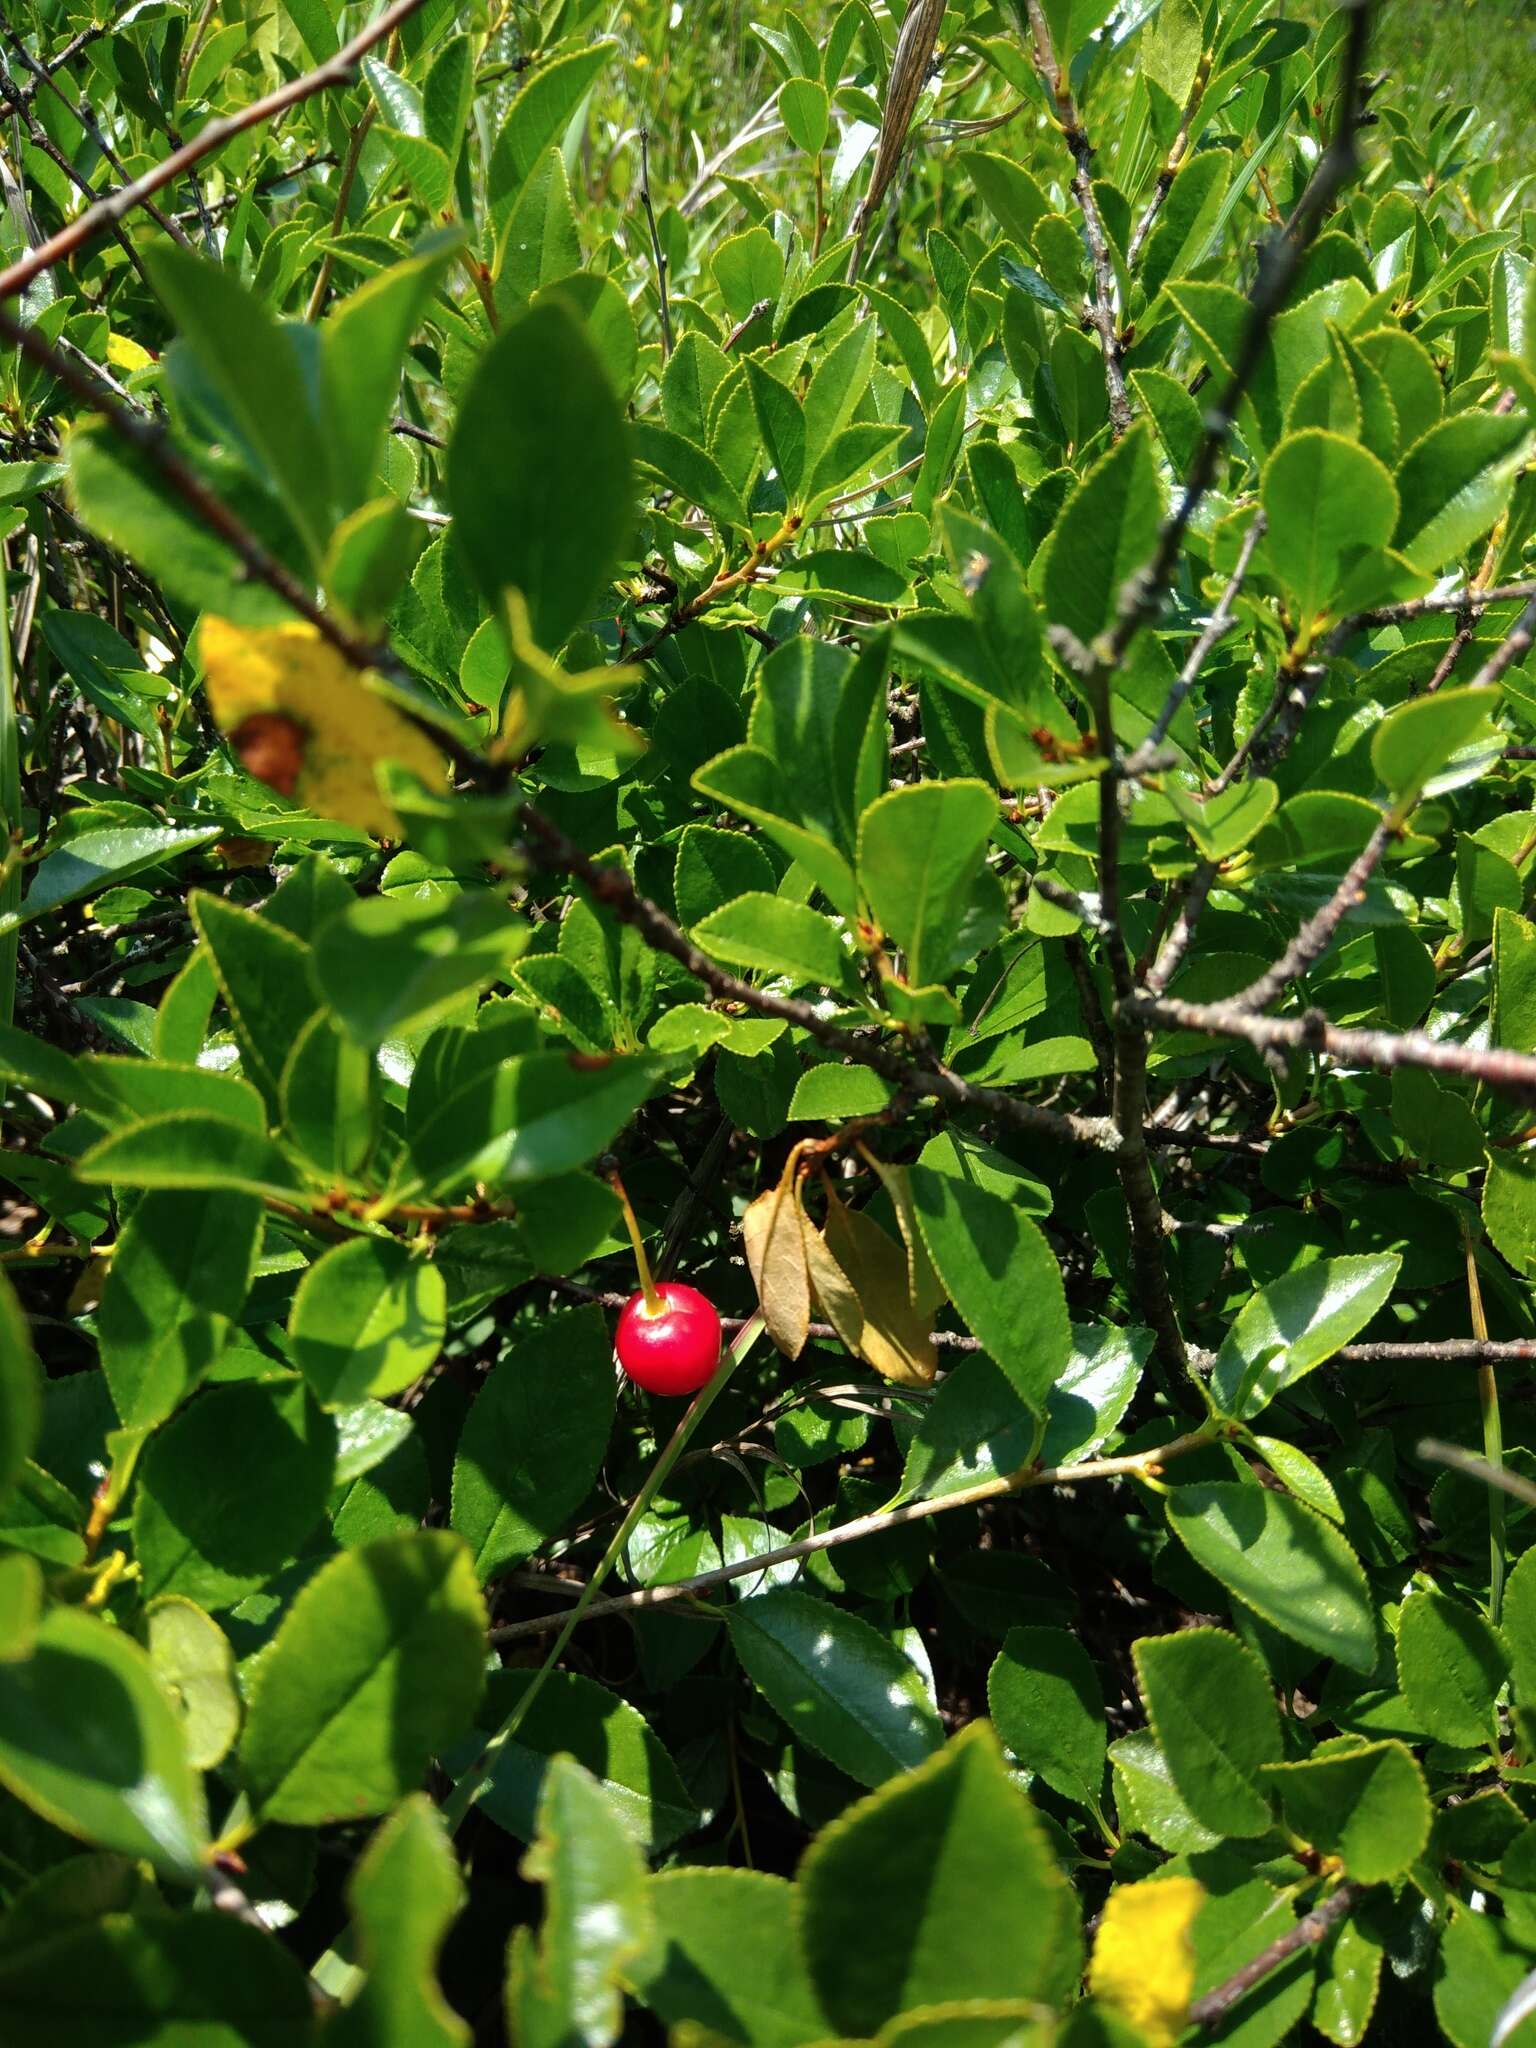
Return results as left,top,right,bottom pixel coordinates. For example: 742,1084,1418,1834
231,711,307,798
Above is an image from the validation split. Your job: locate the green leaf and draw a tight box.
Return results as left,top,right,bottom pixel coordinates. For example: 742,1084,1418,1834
145,244,329,561
632,421,746,532
143,1596,239,1773
312,889,531,1048
1484,1149,1536,1278
463,1668,700,1852
797,1722,1081,2036
0,1912,316,2047
909,1157,1070,1417
489,43,619,213
133,1381,336,1610
448,301,634,650
857,780,998,988
1261,1741,1430,1882
513,1756,652,2048
780,76,830,154
331,1796,469,2048
1040,423,1162,653
495,148,581,309
694,893,850,988
1260,429,1398,621
1435,1904,1534,2048
0,1272,40,1510
281,1011,380,1178
288,1236,447,1408
693,747,858,916
1132,1626,1282,1837
1392,409,1531,570
96,1189,262,1427
407,1050,664,1192
745,360,806,498
1394,1589,1508,1747
968,153,1051,249
1495,907,1536,1055
727,1588,943,1787
1141,147,1230,301
190,890,322,1114
73,1110,311,1201
1167,1480,1378,1672
1109,1728,1220,1854
0,1606,207,1878
1370,686,1504,807
450,1304,615,1580
240,1530,486,1825
0,819,221,941
788,1063,891,1122
1209,1253,1400,1420
711,228,785,320
628,1869,827,2048
1504,1546,1536,1707
322,247,461,509
68,426,293,625
988,1625,1106,1813
1164,777,1278,863
674,826,777,931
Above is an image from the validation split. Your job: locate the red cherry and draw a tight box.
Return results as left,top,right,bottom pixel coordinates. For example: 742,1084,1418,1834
615,1283,722,1396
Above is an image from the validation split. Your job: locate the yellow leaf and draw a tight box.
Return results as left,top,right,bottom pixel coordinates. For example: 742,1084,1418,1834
742,1154,810,1359
199,616,445,841
106,332,154,372
1088,1876,1204,2048
858,1146,947,1317
819,1185,937,1388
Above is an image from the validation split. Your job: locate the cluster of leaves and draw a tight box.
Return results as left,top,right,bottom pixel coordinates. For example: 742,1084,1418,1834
1,0,1536,2041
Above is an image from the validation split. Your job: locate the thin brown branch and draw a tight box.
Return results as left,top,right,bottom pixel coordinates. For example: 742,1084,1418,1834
1145,860,1216,996
1125,992,1536,1106
1235,815,1394,1011
1349,1341,1536,1365
627,511,804,663
389,415,445,449
489,1426,1215,1639
1021,0,1133,437
1124,513,1265,775
1467,594,1536,692
1099,0,1378,677
1126,48,1212,265
1188,1883,1364,2029
0,0,428,301
722,296,773,351
304,99,380,322
637,128,673,357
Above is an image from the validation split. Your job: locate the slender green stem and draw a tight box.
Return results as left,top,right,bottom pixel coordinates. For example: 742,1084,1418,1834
611,1169,663,1311
439,1311,765,1834
1466,1229,1505,1624
0,551,17,1033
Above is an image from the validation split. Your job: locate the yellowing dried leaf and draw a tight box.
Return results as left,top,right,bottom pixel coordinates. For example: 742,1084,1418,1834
1088,1875,1204,2048
106,332,154,373
199,615,445,841
820,1185,937,1388
859,1146,947,1317
803,1210,866,1356
742,1157,810,1359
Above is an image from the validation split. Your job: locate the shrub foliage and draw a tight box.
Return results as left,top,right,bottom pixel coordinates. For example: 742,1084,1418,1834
0,0,1534,2040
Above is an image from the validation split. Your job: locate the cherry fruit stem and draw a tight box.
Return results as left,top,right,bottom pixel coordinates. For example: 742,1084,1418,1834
611,1170,663,1311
